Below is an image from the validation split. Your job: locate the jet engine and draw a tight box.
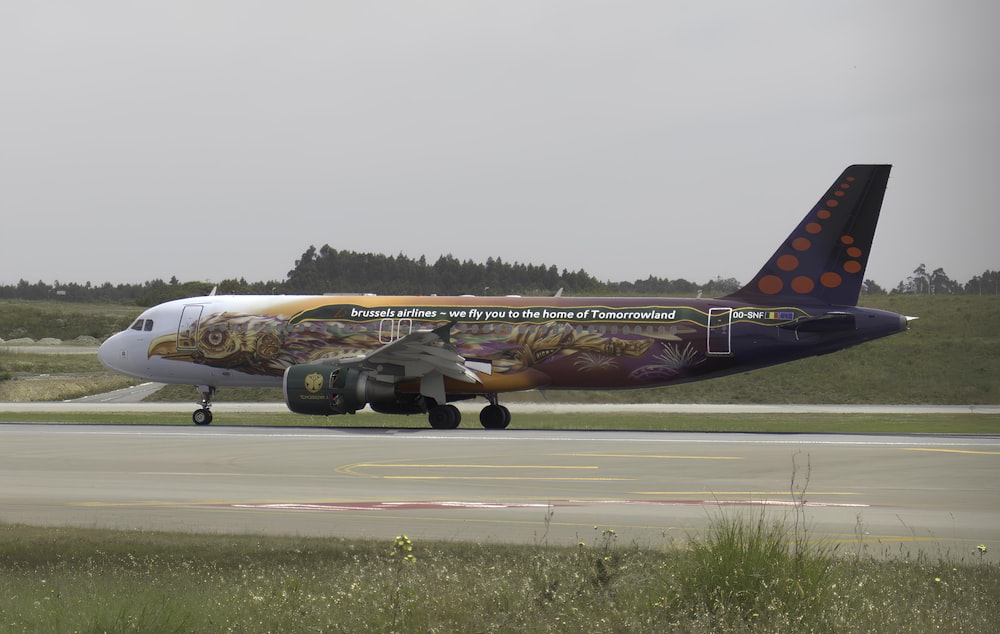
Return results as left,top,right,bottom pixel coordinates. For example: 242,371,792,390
283,364,425,416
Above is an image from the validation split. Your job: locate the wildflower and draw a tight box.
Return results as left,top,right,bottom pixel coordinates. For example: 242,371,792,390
977,544,988,554
392,535,416,563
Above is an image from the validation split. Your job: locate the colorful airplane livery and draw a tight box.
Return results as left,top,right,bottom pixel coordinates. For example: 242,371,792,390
99,165,908,428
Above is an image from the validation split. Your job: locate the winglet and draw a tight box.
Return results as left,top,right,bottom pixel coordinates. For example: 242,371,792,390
726,164,892,306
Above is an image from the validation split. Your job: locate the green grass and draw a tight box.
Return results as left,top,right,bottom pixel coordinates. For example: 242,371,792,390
1,520,997,633
685,510,833,625
0,351,137,402
0,298,136,341
0,351,105,375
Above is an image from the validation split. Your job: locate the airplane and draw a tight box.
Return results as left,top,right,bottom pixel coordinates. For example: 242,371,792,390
99,164,908,428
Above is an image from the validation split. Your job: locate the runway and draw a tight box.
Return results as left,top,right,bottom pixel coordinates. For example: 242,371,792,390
2,423,997,556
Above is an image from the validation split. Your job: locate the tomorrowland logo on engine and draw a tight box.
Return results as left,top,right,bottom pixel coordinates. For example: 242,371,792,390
304,372,324,393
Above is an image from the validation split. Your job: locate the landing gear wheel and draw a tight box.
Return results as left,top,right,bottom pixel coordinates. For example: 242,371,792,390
428,404,461,429
193,408,213,425
479,404,511,429
192,385,216,426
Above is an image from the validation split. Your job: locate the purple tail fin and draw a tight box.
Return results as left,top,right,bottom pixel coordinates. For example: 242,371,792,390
726,164,892,306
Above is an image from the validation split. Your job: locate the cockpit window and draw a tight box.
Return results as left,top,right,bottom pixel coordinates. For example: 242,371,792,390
130,319,155,332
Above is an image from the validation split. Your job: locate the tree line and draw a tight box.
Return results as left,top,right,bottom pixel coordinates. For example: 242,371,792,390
891,263,1000,295
0,245,995,306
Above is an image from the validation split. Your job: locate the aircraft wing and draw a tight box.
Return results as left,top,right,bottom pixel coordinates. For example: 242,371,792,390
334,323,480,404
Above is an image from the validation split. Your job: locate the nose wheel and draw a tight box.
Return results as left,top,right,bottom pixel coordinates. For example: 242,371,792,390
193,385,215,425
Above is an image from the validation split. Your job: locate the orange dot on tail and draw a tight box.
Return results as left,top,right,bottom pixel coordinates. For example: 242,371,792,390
840,183,851,189
847,246,862,258
806,222,822,234
777,254,799,271
826,200,839,207
821,272,842,288
840,235,855,245
817,209,832,219
758,275,783,295
792,237,811,251
846,176,856,182
792,276,815,294
834,190,845,197
844,260,862,274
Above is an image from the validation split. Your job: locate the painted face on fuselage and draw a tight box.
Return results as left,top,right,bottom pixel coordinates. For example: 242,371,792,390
147,311,284,371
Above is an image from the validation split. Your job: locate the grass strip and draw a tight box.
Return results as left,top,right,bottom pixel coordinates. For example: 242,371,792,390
2,520,997,633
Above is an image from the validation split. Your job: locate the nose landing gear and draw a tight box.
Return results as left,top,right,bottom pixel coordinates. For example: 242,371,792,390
193,385,215,425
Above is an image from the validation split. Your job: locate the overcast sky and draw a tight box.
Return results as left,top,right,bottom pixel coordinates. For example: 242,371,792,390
2,1,997,291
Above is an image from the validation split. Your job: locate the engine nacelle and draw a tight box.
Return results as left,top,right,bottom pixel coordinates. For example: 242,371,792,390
283,364,422,416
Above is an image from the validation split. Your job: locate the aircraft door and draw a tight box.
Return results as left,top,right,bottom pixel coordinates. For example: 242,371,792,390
177,305,204,350
707,307,732,356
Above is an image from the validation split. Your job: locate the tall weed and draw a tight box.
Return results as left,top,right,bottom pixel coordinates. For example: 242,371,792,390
682,509,834,627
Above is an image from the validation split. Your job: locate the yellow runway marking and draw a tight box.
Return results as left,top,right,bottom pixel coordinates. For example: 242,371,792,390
554,453,741,460
902,448,1000,455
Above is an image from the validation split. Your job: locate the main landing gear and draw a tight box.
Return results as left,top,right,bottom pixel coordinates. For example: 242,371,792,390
479,397,511,429
192,385,215,425
428,403,461,429
427,395,511,430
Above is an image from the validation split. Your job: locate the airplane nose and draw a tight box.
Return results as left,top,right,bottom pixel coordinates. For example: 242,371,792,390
98,333,127,372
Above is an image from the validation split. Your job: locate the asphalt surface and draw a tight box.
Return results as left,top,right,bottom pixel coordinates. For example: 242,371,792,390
1,423,997,557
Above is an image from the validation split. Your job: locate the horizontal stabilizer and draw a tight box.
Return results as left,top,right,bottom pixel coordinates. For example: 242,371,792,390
781,312,856,333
